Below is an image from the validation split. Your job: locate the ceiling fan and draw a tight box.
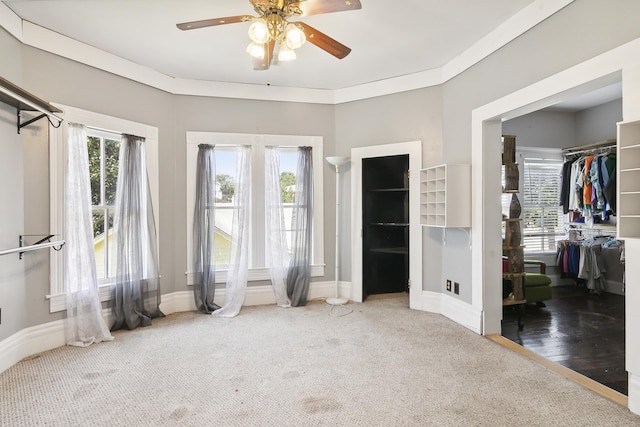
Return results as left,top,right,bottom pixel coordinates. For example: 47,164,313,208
176,0,362,70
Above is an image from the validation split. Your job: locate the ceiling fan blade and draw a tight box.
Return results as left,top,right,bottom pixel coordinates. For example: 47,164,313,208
253,39,276,70
296,22,351,59
176,15,253,31
295,0,361,17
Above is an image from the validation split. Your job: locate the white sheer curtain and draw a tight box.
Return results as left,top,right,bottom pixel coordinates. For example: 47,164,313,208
192,144,220,313
265,147,291,307
213,145,251,317
110,134,163,330
286,147,314,306
64,123,113,347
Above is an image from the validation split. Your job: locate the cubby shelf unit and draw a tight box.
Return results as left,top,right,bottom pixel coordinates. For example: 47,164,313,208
618,119,640,238
420,164,471,227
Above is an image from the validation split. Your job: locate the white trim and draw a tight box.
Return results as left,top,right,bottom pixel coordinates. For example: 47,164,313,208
441,0,574,82
184,264,325,287
350,141,422,309
0,0,21,38
0,1,573,105
630,374,640,414
420,291,483,335
0,319,65,375
1,281,343,375
472,35,640,415
473,37,640,335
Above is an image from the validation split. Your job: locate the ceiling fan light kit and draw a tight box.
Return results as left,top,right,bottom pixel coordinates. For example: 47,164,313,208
246,41,266,59
248,18,270,44
177,0,362,70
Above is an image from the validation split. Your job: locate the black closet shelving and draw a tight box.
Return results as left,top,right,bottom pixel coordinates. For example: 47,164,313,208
362,154,409,299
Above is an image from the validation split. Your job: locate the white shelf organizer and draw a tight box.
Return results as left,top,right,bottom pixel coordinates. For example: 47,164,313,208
420,164,471,227
618,119,640,238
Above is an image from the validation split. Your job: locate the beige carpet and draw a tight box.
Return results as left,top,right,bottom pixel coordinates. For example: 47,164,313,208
1,294,639,426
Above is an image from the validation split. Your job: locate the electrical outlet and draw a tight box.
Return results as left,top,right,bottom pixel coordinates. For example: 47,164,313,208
446,280,452,292
454,282,460,295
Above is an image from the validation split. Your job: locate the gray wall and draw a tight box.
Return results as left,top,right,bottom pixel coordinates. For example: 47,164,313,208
2,0,640,335
0,30,25,341
437,0,640,303
575,99,622,146
503,110,576,149
335,86,443,285
503,99,622,150
0,28,338,335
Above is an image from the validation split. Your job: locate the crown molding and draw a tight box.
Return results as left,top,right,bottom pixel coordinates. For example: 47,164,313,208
0,0,574,105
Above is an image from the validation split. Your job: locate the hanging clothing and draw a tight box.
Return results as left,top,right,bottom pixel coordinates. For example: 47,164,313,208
582,155,595,210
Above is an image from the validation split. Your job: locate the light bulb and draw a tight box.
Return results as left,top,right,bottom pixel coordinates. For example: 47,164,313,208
248,18,269,44
278,44,296,61
284,23,306,49
246,42,265,59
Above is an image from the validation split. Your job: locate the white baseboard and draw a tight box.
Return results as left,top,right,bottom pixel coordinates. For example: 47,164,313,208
629,373,640,415
0,280,340,375
421,290,483,334
0,319,65,375
160,280,342,314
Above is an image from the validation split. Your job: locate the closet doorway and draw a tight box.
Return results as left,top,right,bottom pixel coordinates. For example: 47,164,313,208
361,154,409,299
351,141,422,309
499,86,627,395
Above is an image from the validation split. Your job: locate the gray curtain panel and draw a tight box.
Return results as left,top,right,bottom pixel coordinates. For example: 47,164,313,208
110,134,163,330
192,144,220,313
286,146,313,306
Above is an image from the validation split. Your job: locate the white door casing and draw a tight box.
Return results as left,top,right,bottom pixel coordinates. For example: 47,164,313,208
351,141,422,309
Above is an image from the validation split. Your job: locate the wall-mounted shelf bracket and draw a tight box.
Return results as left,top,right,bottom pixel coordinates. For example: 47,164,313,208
17,109,62,134
0,76,63,134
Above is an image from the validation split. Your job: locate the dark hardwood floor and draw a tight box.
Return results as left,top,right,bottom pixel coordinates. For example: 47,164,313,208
501,285,627,395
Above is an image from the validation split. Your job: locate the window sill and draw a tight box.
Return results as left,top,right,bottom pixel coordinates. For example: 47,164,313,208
48,264,325,313
185,264,325,287
48,284,112,314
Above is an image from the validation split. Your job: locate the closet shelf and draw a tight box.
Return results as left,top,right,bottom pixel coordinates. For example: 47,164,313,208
0,75,63,134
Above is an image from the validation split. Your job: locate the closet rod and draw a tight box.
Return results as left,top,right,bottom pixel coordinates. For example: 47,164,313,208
562,139,616,153
0,76,63,133
0,236,65,259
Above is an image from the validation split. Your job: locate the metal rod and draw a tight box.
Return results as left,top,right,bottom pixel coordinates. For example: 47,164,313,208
562,139,616,153
0,240,66,257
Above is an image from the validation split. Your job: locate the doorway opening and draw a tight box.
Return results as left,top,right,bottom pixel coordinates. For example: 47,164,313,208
350,141,422,309
498,90,626,394
472,69,628,401
362,154,410,300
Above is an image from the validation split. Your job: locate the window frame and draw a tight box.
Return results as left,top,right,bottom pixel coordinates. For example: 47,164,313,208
185,131,324,285
48,105,159,313
516,147,565,254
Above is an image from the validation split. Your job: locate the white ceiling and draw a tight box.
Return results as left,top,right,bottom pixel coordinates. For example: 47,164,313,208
3,0,537,90
544,82,622,112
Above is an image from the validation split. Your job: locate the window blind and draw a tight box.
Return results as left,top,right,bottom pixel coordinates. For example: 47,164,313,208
521,159,564,252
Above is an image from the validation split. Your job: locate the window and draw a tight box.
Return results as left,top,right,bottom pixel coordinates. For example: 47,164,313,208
49,106,159,312
502,147,564,253
87,129,121,281
277,148,300,255
521,157,564,252
185,132,324,284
